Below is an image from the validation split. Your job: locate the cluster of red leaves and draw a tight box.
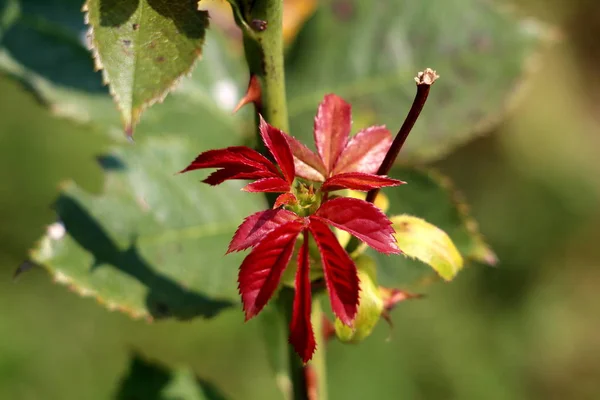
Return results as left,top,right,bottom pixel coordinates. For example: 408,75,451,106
182,95,402,362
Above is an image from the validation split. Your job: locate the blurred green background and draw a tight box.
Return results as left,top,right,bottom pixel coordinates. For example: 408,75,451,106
2,1,600,399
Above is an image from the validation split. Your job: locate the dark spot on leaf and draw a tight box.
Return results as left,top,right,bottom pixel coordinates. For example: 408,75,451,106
156,56,165,63
331,0,354,21
123,39,132,47
132,23,140,31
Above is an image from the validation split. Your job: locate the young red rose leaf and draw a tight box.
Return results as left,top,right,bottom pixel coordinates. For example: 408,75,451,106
228,209,299,253
289,231,316,363
308,217,359,325
333,126,393,175
314,94,351,173
285,134,326,182
274,193,298,209
259,116,295,184
315,198,400,254
180,146,278,175
203,167,276,186
238,220,305,320
242,177,291,193
321,172,404,192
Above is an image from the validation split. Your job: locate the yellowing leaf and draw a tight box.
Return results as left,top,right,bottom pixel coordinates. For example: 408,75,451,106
335,255,384,343
392,215,463,281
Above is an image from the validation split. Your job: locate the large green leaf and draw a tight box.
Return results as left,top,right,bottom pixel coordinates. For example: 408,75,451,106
286,0,543,162
0,1,246,141
85,0,210,135
30,131,266,320
372,166,496,289
116,354,229,400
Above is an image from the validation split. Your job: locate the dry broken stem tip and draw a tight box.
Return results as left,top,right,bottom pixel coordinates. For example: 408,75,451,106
415,68,439,85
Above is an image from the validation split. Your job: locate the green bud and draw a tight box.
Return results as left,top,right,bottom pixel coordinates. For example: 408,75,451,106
334,255,384,343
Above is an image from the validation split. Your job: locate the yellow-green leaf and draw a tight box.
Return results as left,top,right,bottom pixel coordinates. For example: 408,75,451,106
392,215,463,281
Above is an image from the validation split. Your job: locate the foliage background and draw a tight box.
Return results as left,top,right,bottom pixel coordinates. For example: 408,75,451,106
1,0,600,399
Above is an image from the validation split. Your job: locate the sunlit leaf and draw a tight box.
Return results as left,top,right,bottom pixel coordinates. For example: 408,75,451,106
391,214,463,281
30,134,265,322
85,0,210,135
287,0,544,162
372,166,496,289
0,4,246,141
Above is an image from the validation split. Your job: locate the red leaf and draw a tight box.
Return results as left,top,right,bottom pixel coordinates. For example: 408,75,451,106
321,172,404,192
228,209,299,253
285,134,326,182
315,198,400,254
274,193,298,209
259,116,296,184
308,217,359,325
242,177,291,193
181,146,278,175
203,167,276,186
314,94,351,174
289,231,316,363
333,126,392,175
238,220,305,320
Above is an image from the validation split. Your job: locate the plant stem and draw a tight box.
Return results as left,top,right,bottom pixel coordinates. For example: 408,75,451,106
365,68,439,204
237,1,326,398
240,0,289,132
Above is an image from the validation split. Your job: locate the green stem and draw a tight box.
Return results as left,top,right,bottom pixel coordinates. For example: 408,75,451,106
240,0,289,132
236,1,326,398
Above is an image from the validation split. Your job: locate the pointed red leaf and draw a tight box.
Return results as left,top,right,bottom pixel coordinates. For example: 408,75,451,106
180,146,278,175
314,94,351,174
315,198,400,254
259,115,296,184
308,217,359,325
228,209,299,253
333,126,393,175
321,172,404,192
274,193,298,209
242,177,290,193
289,231,316,363
285,134,326,182
203,167,276,186
238,220,305,320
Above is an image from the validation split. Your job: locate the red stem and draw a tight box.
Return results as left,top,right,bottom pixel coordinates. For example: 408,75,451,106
366,70,437,203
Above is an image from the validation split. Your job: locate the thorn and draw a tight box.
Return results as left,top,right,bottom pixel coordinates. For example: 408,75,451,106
233,75,262,114
13,260,39,281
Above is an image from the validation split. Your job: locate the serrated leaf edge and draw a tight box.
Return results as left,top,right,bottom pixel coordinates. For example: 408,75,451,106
82,1,209,135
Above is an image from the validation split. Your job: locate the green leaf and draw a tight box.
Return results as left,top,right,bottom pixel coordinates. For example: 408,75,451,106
116,353,229,400
286,0,544,162
0,4,247,142
84,0,210,135
391,215,463,281
30,129,266,320
372,166,496,289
